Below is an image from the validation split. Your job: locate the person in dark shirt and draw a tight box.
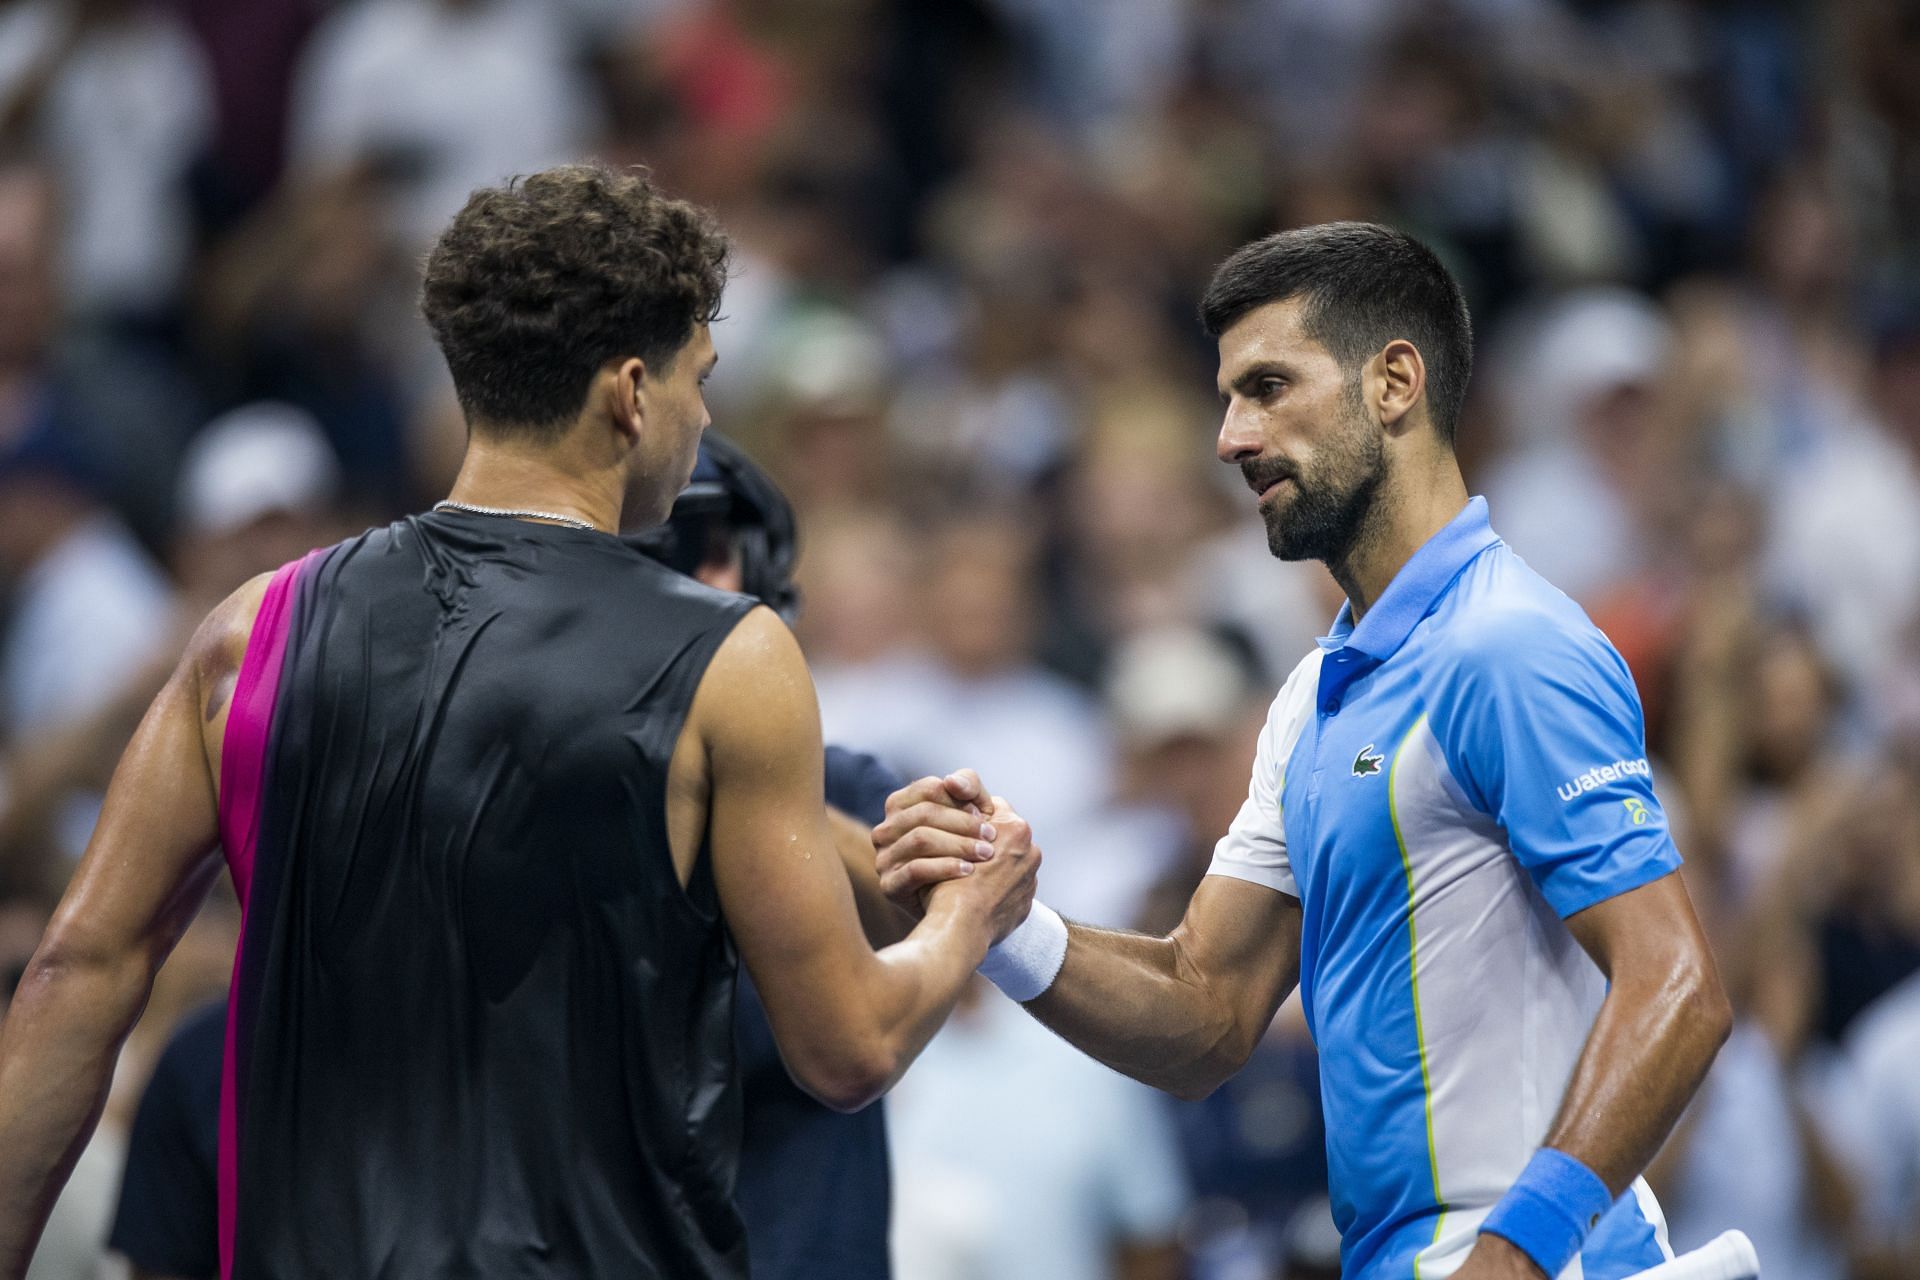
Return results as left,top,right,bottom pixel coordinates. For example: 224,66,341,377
109,434,904,1280
2,164,1035,1279
110,1002,223,1280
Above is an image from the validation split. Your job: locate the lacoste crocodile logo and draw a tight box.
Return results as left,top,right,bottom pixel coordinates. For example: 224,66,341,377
1352,745,1384,777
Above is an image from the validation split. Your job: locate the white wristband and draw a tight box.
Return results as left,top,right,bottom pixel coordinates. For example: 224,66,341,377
978,901,1068,1002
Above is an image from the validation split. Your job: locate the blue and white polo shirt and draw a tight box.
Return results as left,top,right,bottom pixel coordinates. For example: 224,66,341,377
1208,497,1681,1280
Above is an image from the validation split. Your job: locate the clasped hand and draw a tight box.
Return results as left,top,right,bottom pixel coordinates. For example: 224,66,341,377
871,768,1039,945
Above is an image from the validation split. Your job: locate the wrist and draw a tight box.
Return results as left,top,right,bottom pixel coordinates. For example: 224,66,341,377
1479,1148,1614,1280
919,881,989,931
978,901,1067,1002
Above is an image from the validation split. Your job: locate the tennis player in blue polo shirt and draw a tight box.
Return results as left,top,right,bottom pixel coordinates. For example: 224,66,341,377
875,223,1732,1280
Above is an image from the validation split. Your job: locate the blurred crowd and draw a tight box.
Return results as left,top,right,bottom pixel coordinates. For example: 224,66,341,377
1,0,1919,1277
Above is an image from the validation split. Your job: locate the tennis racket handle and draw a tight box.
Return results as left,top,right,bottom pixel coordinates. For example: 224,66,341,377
1628,1231,1759,1279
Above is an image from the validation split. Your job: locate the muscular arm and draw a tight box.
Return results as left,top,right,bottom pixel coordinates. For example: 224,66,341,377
1542,871,1731,1194
699,609,1032,1113
1024,876,1302,1100
828,806,916,948
875,771,1303,1101
1459,871,1730,1279
0,584,258,1280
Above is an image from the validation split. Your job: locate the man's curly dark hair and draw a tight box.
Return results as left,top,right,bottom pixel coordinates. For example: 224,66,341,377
421,164,731,436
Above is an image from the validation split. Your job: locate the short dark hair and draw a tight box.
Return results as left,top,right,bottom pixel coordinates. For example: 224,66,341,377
1200,222,1473,443
421,163,730,436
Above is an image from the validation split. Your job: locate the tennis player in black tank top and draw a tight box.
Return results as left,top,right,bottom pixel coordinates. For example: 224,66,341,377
0,164,1040,1279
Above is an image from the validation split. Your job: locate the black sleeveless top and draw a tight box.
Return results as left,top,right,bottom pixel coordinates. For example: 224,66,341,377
218,511,754,1279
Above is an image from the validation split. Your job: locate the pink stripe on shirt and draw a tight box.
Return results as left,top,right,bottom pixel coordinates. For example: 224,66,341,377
214,551,317,1280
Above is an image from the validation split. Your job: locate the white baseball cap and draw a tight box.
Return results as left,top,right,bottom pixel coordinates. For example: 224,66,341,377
1106,627,1252,746
177,402,341,536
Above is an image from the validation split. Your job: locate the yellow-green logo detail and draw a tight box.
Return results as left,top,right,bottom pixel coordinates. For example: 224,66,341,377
1352,744,1384,777
1622,797,1650,825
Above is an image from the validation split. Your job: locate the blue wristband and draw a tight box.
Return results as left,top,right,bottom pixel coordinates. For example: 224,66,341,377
1479,1148,1614,1278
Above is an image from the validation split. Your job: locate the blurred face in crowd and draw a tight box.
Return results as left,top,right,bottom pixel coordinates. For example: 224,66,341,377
1215,298,1386,564
794,511,914,665
0,167,57,373
922,519,1039,679
622,325,717,527
1748,627,1834,784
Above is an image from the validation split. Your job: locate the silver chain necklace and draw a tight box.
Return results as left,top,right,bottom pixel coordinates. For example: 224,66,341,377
432,500,598,532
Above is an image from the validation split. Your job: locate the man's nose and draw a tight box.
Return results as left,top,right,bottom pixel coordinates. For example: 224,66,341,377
1217,403,1263,465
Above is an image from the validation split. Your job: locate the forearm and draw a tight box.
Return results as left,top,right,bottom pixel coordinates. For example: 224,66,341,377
0,950,156,1278
1540,968,1730,1193
827,807,916,948
821,895,995,1109
1028,920,1272,1100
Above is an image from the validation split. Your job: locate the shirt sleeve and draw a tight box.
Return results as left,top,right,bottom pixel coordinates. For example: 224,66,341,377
1206,685,1300,898
1425,606,1681,919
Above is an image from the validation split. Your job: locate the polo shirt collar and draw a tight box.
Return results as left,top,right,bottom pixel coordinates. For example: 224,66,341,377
1317,495,1500,670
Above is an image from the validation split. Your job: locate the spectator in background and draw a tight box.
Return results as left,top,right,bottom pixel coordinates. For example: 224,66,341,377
886,978,1187,1280
0,0,211,320
171,0,322,223
108,998,222,1280
168,401,347,601
1651,917,1858,1280
1102,629,1333,1277
0,436,171,772
1844,960,1920,1279
0,402,340,892
4,3,1920,1276
287,0,598,250
1710,169,1920,697
1482,287,1674,606
814,510,1152,924
0,151,198,539
1112,626,1263,939
197,169,413,513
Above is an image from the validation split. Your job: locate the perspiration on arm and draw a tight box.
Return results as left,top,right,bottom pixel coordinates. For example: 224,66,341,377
875,760,1305,1101
0,579,264,1280
698,608,1021,1112
1023,876,1302,1100
1425,608,1728,1194
1546,876,1730,1194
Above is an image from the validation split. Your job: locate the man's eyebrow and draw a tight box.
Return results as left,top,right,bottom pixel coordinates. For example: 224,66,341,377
1219,361,1288,401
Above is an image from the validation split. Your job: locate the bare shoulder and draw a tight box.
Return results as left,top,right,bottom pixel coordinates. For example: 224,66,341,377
185,573,276,725
694,605,815,734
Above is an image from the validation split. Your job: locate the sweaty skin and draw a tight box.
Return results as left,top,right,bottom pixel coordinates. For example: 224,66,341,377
0,571,1033,1279
0,574,267,1278
880,778,1724,1280
874,292,1729,1280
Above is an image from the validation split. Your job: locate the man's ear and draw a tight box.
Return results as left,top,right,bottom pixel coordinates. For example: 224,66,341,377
606,357,648,444
1370,339,1427,432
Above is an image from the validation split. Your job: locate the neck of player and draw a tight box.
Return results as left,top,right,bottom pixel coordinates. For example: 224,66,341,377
1331,457,1470,623
444,432,625,533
